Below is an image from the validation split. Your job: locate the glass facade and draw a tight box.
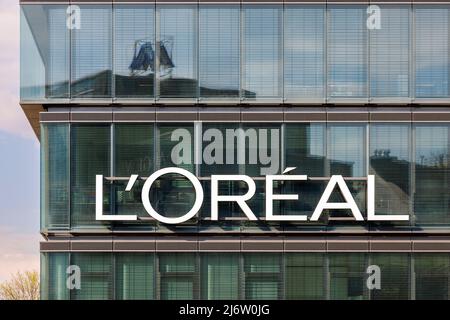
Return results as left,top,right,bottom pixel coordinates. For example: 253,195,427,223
21,4,450,102
41,252,450,300
40,122,450,231
30,2,450,302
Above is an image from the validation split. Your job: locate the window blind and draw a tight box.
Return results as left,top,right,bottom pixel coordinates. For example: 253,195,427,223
199,6,240,98
71,125,110,228
41,123,70,230
114,5,154,98
71,253,113,300
71,5,112,98
243,6,282,99
115,253,155,300
369,6,410,97
284,5,325,99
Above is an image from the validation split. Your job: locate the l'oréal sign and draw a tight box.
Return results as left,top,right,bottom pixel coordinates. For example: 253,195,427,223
95,167,409,224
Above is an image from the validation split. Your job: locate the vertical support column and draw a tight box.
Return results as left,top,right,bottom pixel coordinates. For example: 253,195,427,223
325,253,331,300
410,253,416,300
155,6,161,100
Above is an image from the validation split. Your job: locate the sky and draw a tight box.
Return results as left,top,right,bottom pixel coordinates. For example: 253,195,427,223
0,1,40,282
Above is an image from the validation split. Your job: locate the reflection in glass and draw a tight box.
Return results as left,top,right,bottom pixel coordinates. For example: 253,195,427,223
20,5,69,100
158,6,197,98
370,124,411,218
329,125,366,177
415,6,450,98
199,6,240,98
414,125,450,225
328,6,367,98
114,5,154,98
243,6,281,99
284,6,325,99
71,5,112,98
370,6,410,97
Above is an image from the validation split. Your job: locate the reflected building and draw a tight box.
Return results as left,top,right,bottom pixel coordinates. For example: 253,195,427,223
19,1,450,299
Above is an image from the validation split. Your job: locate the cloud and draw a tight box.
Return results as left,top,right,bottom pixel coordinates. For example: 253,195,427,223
0,227,40,282
0,2,35,140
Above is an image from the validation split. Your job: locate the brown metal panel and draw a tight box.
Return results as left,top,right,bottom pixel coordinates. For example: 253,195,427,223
156,237,198,251
114,241,155,251
156,112,198,122
284,240,326,252
71,112,113,122
40,112,70,122
413,112,450,122
71,241,113,251
327,112,369,122
40,241,71,252
198,112,241,122
198,239,241,251
241,112,283,122
370,112,412,122
241,238,283,251
413,241,450,251
284,112,326,122
327,241,369,252
113,112,156,122
370,241,412,252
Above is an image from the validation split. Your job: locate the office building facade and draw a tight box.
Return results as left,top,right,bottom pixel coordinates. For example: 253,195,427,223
20,0,450,299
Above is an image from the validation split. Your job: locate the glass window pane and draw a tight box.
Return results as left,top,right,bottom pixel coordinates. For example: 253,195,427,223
284,5,325,100
370,253,410,300
370,6,410,98
201,254,239,299
159,254,197,300
71,125,110,228
285,123,326,176
114,5,154,98
114,124,153,225
243,6,282,99
158,6,197,98
71,5,112,98
244,254,281,299
157,124,194,172
200,123,240,176
286,254,325,299
370,124,411,219
415,6,450,98
20,5,69,100
114,124,153,177
115,253,155,300
41,253,69,300
41,123,70,230
199,6,240,99
414,125,450,225
415,254,450,300
329,124,366,177
71,253,113,300
328,6,367,98
329,253,368,300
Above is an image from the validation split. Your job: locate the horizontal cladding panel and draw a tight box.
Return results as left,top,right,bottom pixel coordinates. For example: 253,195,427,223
21,1,450,3
40,110,450,122
40,237,450,252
